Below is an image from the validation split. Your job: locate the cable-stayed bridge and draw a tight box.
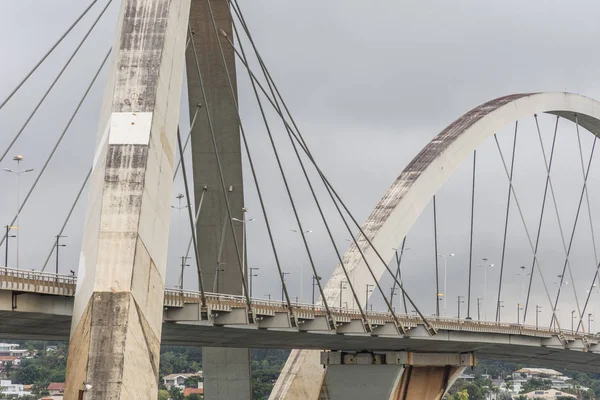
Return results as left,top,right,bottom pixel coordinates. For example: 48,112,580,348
2,1,600,400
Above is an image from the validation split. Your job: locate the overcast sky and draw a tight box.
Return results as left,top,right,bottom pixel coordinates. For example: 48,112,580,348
1,0,600,328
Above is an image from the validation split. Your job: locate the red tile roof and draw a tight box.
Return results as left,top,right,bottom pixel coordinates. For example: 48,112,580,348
0,356,19,362
184,387,204,396
47,382,65,390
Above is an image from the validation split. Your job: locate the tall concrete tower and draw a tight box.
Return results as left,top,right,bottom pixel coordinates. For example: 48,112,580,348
186,1,251,399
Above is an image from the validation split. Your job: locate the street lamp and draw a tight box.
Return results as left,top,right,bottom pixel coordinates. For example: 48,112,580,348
457,296,464,319
179,256,190,290
55,235,67,277
249,267,259,298
536,305,542,330
339,280,347,308
171,193,187,254
281,272,290,301
517,303,523,325
4,155,34,269
497,300,504,322
476,297,483,321
392,246,410,314
312,275,322,304
3,226,16,272
365,284,374,310
572,310,576,333
478,259,494,320
516,265,530,301
291,228,312,302
233,212,256,279
589,313,594,334
437,252,455,316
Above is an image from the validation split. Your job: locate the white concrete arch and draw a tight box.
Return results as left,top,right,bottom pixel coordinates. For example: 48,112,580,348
272,92,600,400
323,92,600,310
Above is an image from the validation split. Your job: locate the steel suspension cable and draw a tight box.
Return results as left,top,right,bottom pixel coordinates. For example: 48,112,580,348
220,26,430,330
575,115,600,331
391,237,409,314
433,195,440,317
205,0,334,323
0,0,100,112
177,127,206,304
467,150,476,319
523,116,559,324
226,6,405,328
0,49,111,249
494,134,562,332
187,26,254,311
0,0,114,165
183,186,208,271
496,123,518,322
227,12,367,324
173,104,201,180
40,167,92,272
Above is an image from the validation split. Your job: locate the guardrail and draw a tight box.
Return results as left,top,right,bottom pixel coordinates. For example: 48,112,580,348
1,267,597,341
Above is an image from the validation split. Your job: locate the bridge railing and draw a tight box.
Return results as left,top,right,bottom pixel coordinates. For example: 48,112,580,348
3,270,599,340
0,267,76,296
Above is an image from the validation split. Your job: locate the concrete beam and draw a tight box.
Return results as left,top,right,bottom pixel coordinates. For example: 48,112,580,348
64,1,190,399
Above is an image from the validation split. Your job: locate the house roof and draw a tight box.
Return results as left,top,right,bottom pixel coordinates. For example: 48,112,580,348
163,372,202,380
184,388,204,396
515,367,562,376
0,356,19,362
47,382,65,390
522,388,576,399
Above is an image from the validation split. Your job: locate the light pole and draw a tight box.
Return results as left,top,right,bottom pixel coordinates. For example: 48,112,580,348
589,313,594,334
312,275,322,304
457,296,464,319
478,259,494,320
339,280,347,308
365,284,374,310
536,305,542,330
392,246,410,314
3,226,15,272
437,253,455,316
517,265,530,301
517,303,523,325
171,193,187,253
477,297,483,321
281,272,290,301
179,256,190,290
233,213,256,280
291,229,312,302
497,300,504,322
55,235,67,276
4,155,34,269
249,267,259,298
265,293,271,301
572,310,576,333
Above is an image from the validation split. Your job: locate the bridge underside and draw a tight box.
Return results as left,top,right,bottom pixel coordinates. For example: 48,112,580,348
2,310,600,374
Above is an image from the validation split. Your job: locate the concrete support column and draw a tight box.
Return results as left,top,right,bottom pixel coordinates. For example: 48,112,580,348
64,1,190,399
320,351,474,400
186,1,251,399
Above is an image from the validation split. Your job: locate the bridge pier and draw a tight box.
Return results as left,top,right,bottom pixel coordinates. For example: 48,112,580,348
64,0,191,399
320,351,474,400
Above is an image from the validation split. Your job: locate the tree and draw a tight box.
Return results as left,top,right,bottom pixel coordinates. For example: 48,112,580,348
4,361,13,379
169,386,184,400
184,375,202,388
157,389,169,400
187,395,203,400
448,389,469,400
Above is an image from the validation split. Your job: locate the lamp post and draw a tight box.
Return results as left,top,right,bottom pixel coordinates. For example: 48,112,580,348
233,213,255,281
588,313,594,334
3,226,16,272
365,284,374,310
392,246,410,314
4,155,34,269
312,275,322,304
437,253,455,316
457,296,464,319
291,229,312,302
265,293,271,301
478,259,494,320
476,297,483,321
517,303,523,325
249,267,259,298
281,272,290,301
536,305,542,330
55,235,67,276
179,256,190,290
339,280,347,308
497,300,504,322
572,310,576,333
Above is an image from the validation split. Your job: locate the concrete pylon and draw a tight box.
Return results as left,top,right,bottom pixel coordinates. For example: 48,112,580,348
186,1,251,399
320,351,473,400
64,0,191,399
